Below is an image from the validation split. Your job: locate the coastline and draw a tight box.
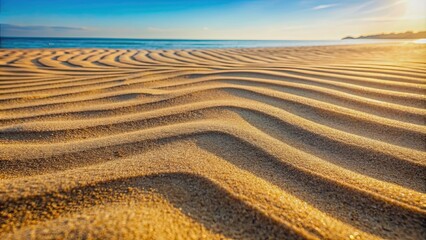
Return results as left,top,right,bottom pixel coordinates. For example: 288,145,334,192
0,37,411,50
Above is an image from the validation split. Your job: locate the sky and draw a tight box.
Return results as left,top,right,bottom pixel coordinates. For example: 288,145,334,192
0,0,425,40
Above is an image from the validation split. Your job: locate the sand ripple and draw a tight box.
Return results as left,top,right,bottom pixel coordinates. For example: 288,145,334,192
0,44,425,239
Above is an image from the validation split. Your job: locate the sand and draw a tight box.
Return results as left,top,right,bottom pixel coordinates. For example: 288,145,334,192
0,43,425,239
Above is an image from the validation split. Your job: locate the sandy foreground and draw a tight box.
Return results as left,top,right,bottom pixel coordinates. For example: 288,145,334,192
0,43,425,239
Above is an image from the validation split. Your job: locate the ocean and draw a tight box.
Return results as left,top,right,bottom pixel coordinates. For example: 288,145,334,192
0,37,405,50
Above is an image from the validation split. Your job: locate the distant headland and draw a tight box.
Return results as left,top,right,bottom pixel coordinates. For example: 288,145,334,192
343,31,426,40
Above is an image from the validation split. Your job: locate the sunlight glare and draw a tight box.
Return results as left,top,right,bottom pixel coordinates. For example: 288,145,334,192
404,0,426,18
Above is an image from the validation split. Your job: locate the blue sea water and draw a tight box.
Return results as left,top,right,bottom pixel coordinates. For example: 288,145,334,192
0,37,406,50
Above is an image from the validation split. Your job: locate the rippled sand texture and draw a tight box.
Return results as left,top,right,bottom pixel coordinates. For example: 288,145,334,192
0,44,425,239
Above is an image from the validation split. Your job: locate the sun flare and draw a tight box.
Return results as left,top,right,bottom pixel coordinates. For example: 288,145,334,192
403,0,426,18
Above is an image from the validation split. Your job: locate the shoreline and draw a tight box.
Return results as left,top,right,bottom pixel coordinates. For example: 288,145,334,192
1,38,414,50
0,42,420,53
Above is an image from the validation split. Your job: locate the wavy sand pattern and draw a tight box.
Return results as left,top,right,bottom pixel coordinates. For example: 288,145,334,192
0,44,425,239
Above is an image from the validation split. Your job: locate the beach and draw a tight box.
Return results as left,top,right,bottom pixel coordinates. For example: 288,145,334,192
0,43,425,239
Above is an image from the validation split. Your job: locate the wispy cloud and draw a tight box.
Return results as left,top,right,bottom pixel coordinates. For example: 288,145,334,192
356,0,405,15
312,4,338,10
1,24,88,32
1,24,89,37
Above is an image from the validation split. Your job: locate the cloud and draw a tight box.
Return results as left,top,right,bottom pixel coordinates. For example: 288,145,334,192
312,4,338,10
0,23,88,37
355,0,405,16
1,24,87,32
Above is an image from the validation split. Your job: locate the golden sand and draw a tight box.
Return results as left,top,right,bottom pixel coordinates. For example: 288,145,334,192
0,44,425,239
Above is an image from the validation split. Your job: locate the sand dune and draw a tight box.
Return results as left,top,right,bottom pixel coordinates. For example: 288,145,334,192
0,44,425,239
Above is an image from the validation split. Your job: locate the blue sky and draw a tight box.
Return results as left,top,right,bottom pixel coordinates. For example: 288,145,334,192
1,0,425,39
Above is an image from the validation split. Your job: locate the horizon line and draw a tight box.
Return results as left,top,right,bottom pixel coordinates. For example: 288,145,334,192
0,36,360,41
